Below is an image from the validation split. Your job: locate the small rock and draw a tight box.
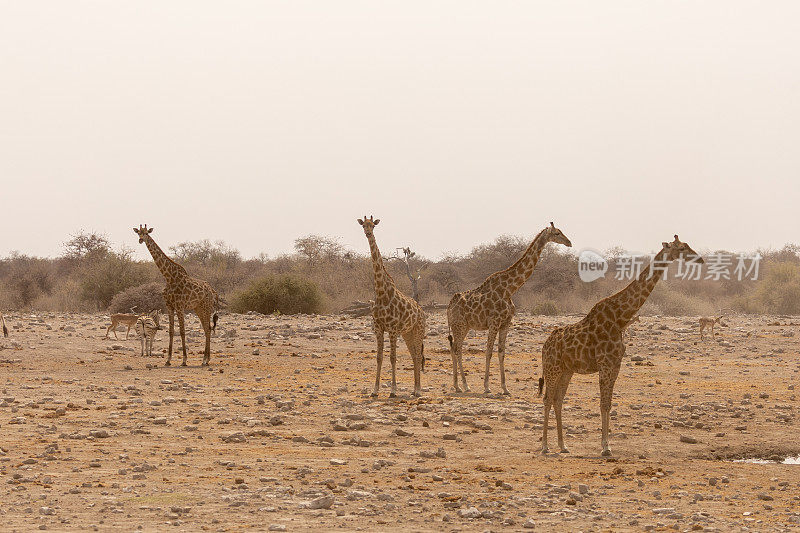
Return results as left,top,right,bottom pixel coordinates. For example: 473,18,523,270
304,495,334,510
221,432,247,444
458,507,482,519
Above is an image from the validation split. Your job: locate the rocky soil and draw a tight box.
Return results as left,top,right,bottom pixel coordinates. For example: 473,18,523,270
0,311,799,532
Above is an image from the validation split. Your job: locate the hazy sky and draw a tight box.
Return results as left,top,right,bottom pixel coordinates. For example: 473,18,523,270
2,1,799,261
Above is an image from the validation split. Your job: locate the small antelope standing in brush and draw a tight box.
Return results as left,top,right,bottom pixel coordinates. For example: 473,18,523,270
136,310,162,356
698,316,722,339
105,309,140,339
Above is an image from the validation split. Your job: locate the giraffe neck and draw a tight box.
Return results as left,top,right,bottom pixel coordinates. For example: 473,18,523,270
490,228,549,298
364,231,395,299
605,249,670,326
143,235,187,285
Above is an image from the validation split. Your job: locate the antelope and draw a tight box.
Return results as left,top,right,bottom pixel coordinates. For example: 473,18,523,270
105,308,140,339
699,316,722,340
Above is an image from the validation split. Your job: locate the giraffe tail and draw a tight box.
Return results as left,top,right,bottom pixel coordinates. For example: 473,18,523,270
212,312,219,333
538,377,545,397
1,314,7,338
421,340,425,372
447,334,453,350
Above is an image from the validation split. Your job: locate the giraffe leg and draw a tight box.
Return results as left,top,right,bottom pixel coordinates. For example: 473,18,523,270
403,328,423,397
449,328,467,392
497,327,510,395
483,328,497,394
178,311,188,366
554,371,573,453
541,373,556,455
457,343,469,392
372,330,384,397
198,308,212,366
389,334,398,398
166,309,175,366
599,363,621,457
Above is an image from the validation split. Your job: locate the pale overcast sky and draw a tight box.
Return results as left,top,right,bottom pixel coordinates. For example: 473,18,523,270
1,1,798,260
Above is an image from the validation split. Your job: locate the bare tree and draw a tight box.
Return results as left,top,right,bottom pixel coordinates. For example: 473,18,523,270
170,239,241,268
294,235,344,266
390,247,424,302
63,231,110,259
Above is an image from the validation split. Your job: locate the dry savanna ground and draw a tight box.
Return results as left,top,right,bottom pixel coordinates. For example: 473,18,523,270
0,311,799,532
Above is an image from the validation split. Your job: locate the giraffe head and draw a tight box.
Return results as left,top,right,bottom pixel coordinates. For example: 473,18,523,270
357,215,380,235
133,224,154,244
661,235,704,263
545,221,573,248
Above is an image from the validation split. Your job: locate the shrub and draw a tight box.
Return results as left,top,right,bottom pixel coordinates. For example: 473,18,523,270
530,300,560,316
78,249,154,309
751,261,800,314
108,282,167,314
649,284,714,316
231,275,324,315
2,254,55,308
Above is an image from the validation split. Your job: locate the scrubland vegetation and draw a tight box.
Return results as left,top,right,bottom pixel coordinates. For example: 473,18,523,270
1,232,798,316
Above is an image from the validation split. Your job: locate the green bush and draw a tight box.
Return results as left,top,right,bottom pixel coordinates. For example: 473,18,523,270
231,275,324,315
108,282,167,314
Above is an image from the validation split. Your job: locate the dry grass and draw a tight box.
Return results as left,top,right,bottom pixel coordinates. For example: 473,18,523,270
1,233,798,316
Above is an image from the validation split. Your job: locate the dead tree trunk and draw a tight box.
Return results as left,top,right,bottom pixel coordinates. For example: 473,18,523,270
394,247,422,303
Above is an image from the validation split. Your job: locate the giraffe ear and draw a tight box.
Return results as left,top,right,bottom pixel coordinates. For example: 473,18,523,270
662,242,670,248
550,221,554,228
357,219,364,225
374,219,380,225
133,227,138,233
148,228,154,234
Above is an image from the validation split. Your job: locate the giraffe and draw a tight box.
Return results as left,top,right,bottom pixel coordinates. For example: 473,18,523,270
358,216,426,397
447,222,572,395
623,314,640,339
539,235,703,456
133,225,220,366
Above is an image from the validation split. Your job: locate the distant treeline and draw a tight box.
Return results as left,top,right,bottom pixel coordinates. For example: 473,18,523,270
1,232,799,316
